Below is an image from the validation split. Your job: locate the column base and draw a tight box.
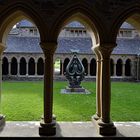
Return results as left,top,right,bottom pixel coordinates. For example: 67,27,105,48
39,117,56,136
92,114,100,121
0,115,6,129
92,117,116,136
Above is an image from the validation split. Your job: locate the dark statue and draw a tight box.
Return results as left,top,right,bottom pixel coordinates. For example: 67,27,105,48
64,51,86,88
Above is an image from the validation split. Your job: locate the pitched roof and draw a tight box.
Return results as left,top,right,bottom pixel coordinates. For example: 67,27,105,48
5,36,140,55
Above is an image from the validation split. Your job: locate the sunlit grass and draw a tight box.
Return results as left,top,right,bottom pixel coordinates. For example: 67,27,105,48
1,81,140,121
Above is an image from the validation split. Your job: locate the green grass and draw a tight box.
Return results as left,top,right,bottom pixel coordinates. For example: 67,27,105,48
1,81,140,121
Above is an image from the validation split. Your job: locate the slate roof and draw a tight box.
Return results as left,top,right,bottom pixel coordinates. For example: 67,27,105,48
17,20,35,28
5,36,140,55
66,21,84,28
120,22,134,29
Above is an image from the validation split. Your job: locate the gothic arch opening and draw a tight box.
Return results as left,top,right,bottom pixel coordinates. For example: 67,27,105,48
28,58,35,75
116,59,123,76
82,58,88,76
11,57,18,75
125,59,131,76
110,59,114,76
20,57,26,75
90,58,96,76
37,58,44,75
2,57,9,75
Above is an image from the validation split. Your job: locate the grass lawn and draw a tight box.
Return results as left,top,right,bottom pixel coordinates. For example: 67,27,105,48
1,81,140,121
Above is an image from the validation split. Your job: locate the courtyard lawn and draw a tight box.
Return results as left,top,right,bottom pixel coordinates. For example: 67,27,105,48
1,81,140,121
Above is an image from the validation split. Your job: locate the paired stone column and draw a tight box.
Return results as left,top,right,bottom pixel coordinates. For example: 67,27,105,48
92,43,116,135
0,43,6,127
92,46,101,120
39,42,57,136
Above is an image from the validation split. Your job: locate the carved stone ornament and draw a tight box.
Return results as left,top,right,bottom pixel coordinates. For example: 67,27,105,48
64,51,85,88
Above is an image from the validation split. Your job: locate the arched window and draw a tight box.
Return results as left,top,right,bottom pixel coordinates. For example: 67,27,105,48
63,58,70,74
37,58,44,75
110,59,114,76
116,59,122,76
11,57,17,75
20,57,26,75
90,58,96,76
125,59,131,76
28,58,35,75
82,58,88,76
2,57,9,75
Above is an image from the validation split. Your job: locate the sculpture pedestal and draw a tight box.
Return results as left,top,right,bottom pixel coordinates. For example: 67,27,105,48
61,86,90,94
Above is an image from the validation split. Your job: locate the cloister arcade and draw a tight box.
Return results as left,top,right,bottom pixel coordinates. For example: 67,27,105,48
0,0,140,136
2,55,132,78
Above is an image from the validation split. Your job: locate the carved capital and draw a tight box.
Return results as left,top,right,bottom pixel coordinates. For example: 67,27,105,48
40,42,57,56
92,43,116,60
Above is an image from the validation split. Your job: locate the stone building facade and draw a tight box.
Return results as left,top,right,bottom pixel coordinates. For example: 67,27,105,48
2,20,140,81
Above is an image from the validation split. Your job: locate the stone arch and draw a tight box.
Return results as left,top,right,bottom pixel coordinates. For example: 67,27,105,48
53,6,104,46
37,57,44,75
110,59,114,76
0,3,45,44
82,58,88,76
116,59,123,76
11,57,18,75
63,58,70,74
20,57,26,75
125,59,131,76
28,58,35,75
90,58,96,76
111,6,140,42
2,57,9,75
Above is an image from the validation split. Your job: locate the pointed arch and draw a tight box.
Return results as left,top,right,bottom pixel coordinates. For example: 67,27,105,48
28,58,35,75
0,3,45,44
125,59,131,76
37,58,44,75
2,57,9,75
20,57,26,75
11,57,18,75
111,5,140,42
116,59,123,76
90,58,96,76
53,5,104,46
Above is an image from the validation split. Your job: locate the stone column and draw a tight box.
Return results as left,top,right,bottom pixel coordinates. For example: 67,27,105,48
17,61,20,76
35,61,38,76
122,62,125,77
0,43,6,127
8,61,11,76
113,63,116,77
39,42,57,136
92,44,116,136
88,63,90,76
92,46,101,120
26,61,28,76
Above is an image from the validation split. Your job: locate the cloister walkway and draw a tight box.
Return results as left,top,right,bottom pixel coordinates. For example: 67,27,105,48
0,121,140,137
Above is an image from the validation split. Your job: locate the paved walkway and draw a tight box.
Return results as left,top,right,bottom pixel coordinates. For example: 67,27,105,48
0,121,140,137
